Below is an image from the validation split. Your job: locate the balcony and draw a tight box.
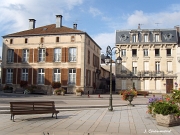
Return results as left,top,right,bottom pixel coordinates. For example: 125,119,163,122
141,71,152,77
152,71,164,77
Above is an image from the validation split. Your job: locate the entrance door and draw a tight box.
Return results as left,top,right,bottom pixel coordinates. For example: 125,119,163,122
166,79,173,93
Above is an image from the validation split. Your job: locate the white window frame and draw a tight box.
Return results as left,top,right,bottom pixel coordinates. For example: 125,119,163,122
132,34,136,42
22,68,28,81
155,34,159,42
54,68,61,82
143,49,148,56
132,62,137,75
68,69,76,84
166,49,171,56
39,48,45,62
38,68,44,84
144,80,149,91
7,49,14,63
155,80,161,90
167,61,172,72
69,48,77,62
22,49,29,63
54,48,61,62
122,62,126,71
122,80,127,90
144,62,149,71
121,49,126,57
155,62,160,72
144,34,148,42
6,69,13,83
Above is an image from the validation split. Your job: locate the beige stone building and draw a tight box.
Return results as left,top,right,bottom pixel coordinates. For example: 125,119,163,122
115,27,179,93
1,15,101,94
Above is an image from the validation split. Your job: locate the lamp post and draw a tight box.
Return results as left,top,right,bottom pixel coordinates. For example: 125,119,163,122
105,46,122,111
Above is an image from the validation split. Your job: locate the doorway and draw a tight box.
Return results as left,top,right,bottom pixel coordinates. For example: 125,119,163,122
166,79,173,93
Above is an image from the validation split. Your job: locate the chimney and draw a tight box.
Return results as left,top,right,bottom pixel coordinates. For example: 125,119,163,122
56,15,63,28
73,23,77,29
138,24,141,29
29,19,36,29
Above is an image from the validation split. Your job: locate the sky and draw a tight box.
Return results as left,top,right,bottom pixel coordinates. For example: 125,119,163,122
1,0,180,57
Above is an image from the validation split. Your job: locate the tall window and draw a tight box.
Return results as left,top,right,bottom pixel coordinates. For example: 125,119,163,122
40,37,44,43
86,70,91,86
132,49,137,57
88,50,90,64
167,61,172,72
144,62,149,71
144,34,148,42
22,49,29,62
39,48,45,62
56,37,59,42
69,48,77,62
54,69,60,82
132,62,137,74
155,49,160,56
6,69,13,83
121,62,126,72
69,69,76,84
155,34,159,42
132,34,136,42
22,68,28,81
71,36,75,42
7,49,14,63
10,39,13,44
25,38,28,43
121,49,126,57
122,80,127,90
155,62,160,72
54,48,61,62
38,68,44,84
143,49,148,56
166,49,171,56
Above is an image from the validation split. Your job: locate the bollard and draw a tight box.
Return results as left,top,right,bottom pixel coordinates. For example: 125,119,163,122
88,91,90,98
98,94,100,98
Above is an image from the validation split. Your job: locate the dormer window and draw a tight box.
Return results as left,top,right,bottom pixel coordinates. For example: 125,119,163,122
132,34,136,42
144,34,148,42
71,36,75,42
155,34,159,42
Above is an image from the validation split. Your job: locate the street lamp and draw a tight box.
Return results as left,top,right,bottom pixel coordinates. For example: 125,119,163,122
105,46,122,111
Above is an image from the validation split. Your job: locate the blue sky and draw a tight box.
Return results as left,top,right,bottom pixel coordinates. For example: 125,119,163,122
1,0,180,56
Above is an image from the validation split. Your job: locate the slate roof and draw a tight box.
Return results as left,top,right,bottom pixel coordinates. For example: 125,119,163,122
3,24,84,37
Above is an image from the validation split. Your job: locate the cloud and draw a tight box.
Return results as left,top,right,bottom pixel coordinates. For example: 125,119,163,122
89,7,102,17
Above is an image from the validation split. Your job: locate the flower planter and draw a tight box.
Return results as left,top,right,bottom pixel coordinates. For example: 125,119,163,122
127,95,134,106
156,114,180,127
61,91,65,96
76,92,82,96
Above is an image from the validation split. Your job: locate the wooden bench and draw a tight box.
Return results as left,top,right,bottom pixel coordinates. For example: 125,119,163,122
10,101,59,122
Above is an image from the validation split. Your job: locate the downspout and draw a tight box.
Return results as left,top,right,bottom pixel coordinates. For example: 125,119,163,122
84,34,86,92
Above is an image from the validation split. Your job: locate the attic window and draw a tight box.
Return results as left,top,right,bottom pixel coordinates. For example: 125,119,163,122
56,37,59,42
43,28,47,31
40,37,44,43
71,36,75,42
10,39,13,44
25,38,28,43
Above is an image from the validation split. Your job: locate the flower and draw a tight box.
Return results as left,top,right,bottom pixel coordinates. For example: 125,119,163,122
147,97,162,114
121,89,137,100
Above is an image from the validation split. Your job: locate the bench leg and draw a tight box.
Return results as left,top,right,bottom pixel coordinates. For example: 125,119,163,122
52,113,54,118
12,115,15,122
55,113,57,119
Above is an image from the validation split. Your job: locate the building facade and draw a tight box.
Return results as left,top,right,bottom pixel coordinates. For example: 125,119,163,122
115,27,179,93
1,15,101,94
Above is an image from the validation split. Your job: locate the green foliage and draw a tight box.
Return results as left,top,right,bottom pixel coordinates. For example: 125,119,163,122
171,90,180,103
51,81,61,89
153,101,180,116
3,85,13,90
54,87,65,95
76,88,83,93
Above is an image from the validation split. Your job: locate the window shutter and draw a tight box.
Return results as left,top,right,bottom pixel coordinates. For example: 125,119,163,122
61,68,68,85
45,68,52,85
65,48,69,62
29,49,33,63
33,68,37,84
46,48,53,62
86,69,88,86
13,68,16,84
17,68,21,84
18,49,22,63
28,68,32,84
62,48,65,62
14,49,18,63
2,68,6,84
34,49,38,62
76,68,81,86
89,70,91,86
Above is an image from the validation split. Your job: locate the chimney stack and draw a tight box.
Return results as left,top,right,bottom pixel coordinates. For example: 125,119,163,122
29,19,36,29
56,15,63,28
73,23,77,29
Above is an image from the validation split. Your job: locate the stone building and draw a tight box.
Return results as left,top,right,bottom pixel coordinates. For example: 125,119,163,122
1,15,101,94
115,26,179,93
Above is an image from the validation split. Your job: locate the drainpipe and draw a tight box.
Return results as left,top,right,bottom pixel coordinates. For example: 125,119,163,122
84,34,86,93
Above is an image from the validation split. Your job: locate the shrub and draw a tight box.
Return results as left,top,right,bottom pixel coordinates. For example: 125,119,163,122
20,80,28,88
51,81,61,89
76,88,83,93
3,85,13,90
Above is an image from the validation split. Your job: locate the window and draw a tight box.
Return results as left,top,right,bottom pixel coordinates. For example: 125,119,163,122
167,61,172,72
144,34,148,42
38,68,44,84
56,37,59,42
155,34,159,42
22,68,28,81
144,62,149,71
54,69,60,82
132,34,136,42
22,49,29,62
86,70,91,86
166,49,171,56
121,49,126,57
6,69,13,83
155,49,160,56
144,80,149,91
7,49,14,63
69,48,77,62
71,36,75,42
122,80,127,90
40,37,44,43
121,62,126,72
88,40,90,45
155,62,160,72
88,50,90,64
132,62,137,74
10,39,13,44
39,48,45,62
25,38,28,43
54,48,61,62
132,49,137,57
143,49,148,56
68,69,76,84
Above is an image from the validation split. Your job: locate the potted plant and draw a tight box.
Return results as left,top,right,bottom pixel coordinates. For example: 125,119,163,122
54,88,61,95
59,87,66,96
3,85,13,93
153,101,180,127
121,89,137,106
76,88,83,96
51,81,61,94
